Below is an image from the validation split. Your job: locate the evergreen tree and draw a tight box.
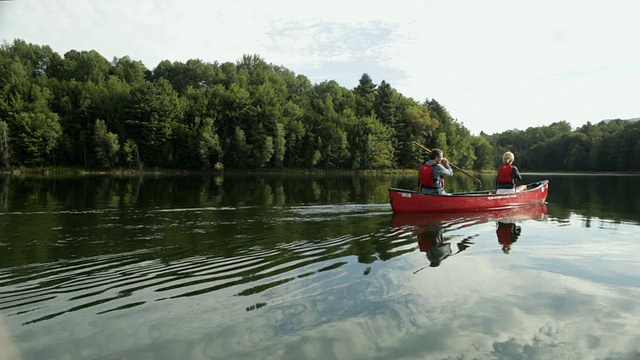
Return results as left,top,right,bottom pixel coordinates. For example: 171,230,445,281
354,73,376,117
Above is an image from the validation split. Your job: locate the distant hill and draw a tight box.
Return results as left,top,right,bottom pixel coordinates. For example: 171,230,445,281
597,117,640,125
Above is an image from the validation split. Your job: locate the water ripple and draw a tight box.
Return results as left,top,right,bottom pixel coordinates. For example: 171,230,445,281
0,218,410,325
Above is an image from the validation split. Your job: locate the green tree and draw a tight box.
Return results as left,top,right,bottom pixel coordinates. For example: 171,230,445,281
354,73,376,117
609,121,640,171
226,126,250,167
123,139,142,169
211,83,258,167
564,132,591,171
1,39,61,78
425,99,475,169
0,54,62,166
250,124,275,167
0,120,9,168
13,111,62,165
52,49,111,83
471,135,494,170
393,100,438,168
198,117,222,168
272,122,286,167
94,119,120,168
48,79,95,166
373,80,402,128
112,56,148,85
346,113,393,169
283,119,306,167
306,90,350,168
152,58,219,93
125,79,186,167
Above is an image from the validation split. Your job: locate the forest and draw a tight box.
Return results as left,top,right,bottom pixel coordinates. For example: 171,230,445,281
1,39,639,172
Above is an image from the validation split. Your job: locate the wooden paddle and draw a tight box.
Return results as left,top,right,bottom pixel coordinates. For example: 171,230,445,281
412,141,482,185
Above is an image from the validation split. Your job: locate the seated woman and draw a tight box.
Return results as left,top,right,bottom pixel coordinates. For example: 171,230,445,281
496,151,527,194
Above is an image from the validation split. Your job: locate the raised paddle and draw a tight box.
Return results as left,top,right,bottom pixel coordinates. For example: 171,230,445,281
412,141,482,185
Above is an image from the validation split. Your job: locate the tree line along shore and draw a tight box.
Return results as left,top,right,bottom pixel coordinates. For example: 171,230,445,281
1,39,639,174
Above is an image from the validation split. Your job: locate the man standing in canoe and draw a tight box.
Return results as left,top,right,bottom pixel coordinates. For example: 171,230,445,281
419,148,454,195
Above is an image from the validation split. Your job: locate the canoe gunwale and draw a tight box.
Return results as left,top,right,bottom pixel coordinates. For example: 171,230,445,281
390,180,548,198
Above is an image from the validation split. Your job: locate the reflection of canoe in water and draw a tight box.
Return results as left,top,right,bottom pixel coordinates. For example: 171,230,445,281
388,180,549,213
395,203,548,268
389,202,548,229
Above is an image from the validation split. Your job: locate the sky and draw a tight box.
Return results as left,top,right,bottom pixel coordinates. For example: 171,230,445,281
0,0,638,135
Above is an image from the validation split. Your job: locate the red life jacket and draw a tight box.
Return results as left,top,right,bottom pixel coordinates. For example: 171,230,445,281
497,163,514,184
419,163,444,188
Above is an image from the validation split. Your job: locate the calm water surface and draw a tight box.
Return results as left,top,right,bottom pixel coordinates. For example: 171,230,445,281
0,173,639,360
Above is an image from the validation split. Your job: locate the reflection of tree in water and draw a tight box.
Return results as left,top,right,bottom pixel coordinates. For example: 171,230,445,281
0,176,9,212
347,235,416,267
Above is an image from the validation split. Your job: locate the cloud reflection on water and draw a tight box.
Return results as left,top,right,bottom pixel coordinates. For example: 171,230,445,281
63,249,637,360
232,254,640,360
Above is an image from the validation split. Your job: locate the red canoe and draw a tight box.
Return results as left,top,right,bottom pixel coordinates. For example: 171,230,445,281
389,180,549,213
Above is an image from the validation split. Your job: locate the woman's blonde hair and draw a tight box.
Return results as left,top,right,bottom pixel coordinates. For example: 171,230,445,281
503,151,515,164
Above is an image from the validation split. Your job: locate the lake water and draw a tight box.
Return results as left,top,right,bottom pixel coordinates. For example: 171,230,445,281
1,173,639,360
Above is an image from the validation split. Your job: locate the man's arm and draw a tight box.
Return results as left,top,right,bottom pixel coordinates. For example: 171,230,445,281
436,164,454,177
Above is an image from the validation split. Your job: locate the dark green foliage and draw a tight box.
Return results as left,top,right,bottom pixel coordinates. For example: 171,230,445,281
424,99,476,169
471,136,493,170
51,49,111,83
112,56,148,85
0,120,9,168
2,39,639,172
125,79,186,167
93,119,120,168
354,73,376,117
345,113,393,169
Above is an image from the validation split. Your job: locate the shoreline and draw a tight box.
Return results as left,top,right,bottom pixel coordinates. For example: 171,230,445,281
0,167,417,177
2,167,640,177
